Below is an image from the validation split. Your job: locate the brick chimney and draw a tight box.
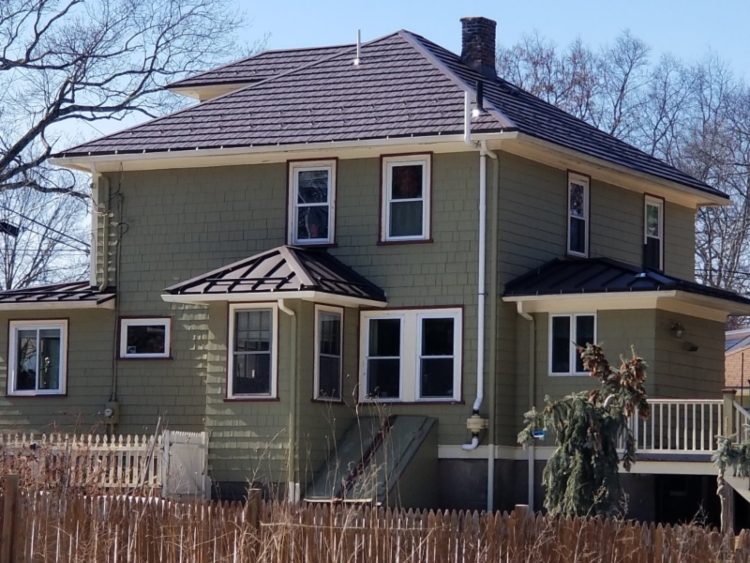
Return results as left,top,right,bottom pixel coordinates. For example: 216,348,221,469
460,17,497,79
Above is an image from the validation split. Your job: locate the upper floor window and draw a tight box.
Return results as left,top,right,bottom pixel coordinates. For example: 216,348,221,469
8,320,67,396
360,308,461,402
381,154,431,242
567,172,589,257
549,313,596,376
644,195,664,271
288,160,336,245
314,305,343,401
228,304,278,399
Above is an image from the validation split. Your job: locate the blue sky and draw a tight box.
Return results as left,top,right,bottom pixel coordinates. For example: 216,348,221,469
237,0,750,80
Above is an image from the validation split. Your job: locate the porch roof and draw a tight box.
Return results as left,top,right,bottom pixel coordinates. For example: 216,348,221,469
502,257,750,318
162,245,387,308
0,281,116,310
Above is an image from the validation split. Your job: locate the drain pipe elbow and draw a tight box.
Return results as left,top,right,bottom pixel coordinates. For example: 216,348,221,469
462,436,480,451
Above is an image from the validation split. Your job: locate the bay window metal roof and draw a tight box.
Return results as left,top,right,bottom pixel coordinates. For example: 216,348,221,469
0,282,116,310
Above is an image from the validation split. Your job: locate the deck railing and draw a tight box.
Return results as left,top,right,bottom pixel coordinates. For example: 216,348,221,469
629,399,725,455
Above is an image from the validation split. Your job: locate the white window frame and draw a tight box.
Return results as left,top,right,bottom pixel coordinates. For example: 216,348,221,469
288,160,336,245
314,305,343,401
381,154,431,242
119,318,171,359
549,313,596,376
359,308,462,403
644,195,664,270
567,172,590,257
8,319,68,396
228,303,278,399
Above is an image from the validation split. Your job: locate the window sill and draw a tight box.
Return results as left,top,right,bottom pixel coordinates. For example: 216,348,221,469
357,399,463,405
549,373,589,377
311,397,344,405
224,396,280,403
118,356,173,361
7,392,67,398
377,238,433,246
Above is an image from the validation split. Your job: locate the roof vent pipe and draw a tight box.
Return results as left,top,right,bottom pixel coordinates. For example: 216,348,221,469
460,17,497,79
353,30,361,66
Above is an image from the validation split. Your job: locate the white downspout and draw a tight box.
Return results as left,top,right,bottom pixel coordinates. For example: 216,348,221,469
278,299,300,502
463,138,496,450
517,302,536,510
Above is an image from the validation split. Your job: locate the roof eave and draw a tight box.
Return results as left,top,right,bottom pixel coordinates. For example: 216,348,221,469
0,299,116,311
504,133,728,207
161,290,386,309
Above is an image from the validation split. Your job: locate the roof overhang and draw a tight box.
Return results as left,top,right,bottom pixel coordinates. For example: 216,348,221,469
161,290,386,309
503,289,750,323
0,299,115,311
487,132,728,208
167,83,254,101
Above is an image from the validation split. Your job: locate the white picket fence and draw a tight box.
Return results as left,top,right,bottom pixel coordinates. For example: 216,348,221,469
0,430,209,498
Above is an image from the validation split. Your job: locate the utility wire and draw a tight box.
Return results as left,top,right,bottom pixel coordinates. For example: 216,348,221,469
0,203,90,252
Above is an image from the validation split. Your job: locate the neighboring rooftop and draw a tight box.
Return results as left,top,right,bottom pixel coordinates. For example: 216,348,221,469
56,19,724,200
0,281,116,309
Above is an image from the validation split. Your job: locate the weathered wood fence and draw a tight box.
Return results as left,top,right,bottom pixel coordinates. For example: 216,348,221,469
0,431,209,497
1,481,750,562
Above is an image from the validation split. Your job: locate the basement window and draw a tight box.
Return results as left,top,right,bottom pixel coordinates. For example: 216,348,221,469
119,318,171,359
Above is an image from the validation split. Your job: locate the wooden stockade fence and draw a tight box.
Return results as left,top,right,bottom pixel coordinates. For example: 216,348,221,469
1,480,750,563
0,433,162,490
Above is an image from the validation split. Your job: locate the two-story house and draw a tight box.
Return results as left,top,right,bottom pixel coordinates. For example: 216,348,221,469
2,17,749,520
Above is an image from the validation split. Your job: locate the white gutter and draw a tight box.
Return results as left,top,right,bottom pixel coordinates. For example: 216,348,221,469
89,162,99,288
516,302,536,510
161,291,387,309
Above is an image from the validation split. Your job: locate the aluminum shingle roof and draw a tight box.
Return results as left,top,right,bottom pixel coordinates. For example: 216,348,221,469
58,29,722,198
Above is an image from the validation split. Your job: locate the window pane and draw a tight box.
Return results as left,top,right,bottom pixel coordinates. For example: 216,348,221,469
646,204,660,237
297,170,329,203
233,353,271,394
126,324,166,355
574,316,595,373
235,310,271,352
38,329,61,390
569,217,585,254
391,165,423,199
422,318,454,356
367,358,400,398
389,201,423,237
297,206,329,240
318,356,341,399
319,313,341,355
16,330,37,391
644,238,660,270
551,317,570,373
569,183,585,218
368,318,400,356
420,358,454,398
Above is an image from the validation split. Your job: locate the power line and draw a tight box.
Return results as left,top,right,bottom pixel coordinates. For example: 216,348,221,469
0,203,90,253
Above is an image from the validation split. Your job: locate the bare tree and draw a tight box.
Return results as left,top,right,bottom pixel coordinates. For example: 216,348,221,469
498,33,750,308
0,0,245,288
0,184,88,289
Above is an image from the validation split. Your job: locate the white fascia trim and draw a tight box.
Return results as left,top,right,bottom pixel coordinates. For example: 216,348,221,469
504,290,738,322
161,290,387,309
51,133,512,172
514,133,729,207
439,445,556,461
0,300,115,311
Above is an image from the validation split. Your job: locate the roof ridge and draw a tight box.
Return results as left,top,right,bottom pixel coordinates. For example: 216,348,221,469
398,30,515,130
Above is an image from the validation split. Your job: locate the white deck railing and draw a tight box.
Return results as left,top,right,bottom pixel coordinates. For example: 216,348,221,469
629,399,725,455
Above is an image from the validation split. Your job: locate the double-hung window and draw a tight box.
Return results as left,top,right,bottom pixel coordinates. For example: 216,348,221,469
228,304,277,398
8,320,67,396
644,195,664,270
567,172,589,257
288,160,336,245
549,314,596,376
381,155,431,242
314,305,343,401
360,308,461,402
